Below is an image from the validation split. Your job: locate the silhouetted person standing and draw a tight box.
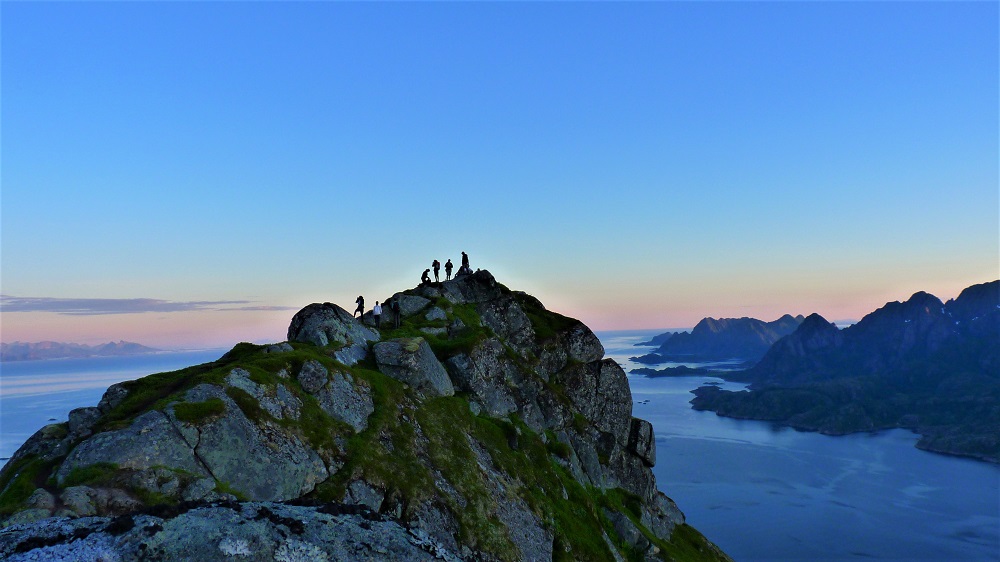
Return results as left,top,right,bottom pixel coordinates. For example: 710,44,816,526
354,296,364,318
445,259,453,280
391,297,401,328
461,251,470,270
432,259,441,282
373,301,382,329
421,269,431,285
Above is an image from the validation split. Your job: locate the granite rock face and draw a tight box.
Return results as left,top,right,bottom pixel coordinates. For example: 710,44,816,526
373,338,455,397
0,270,731,562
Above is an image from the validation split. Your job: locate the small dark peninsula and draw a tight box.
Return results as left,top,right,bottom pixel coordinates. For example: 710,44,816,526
691,280,1000,463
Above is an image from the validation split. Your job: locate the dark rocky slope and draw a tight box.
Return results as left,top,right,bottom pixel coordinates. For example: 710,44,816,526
0,271,730,561
631,315,804,365
692,281,1000,463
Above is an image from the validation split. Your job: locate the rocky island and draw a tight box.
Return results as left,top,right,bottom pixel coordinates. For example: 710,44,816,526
691,281,1000,463
0,271,730,561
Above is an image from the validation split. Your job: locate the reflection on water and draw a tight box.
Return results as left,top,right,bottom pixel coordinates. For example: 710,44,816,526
598,329,1000,561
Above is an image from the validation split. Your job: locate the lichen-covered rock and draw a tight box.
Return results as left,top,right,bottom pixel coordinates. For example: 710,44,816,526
0,502,458,562
97,383,129,414
642,493,685,541
555,359,633,445
296,360,328,394
56,410,210,485
628,417,656,467
67,407,101,440
562,323,605,363
226,368,302,420
345,480,384,511
445,343,518,419
476,296,535,357
374,338,454,397
314,370,374,432
392,294,431,317
24,489,55,512
425,306,447,321
179,384,328,501
533,321,604,380
604,508,650,552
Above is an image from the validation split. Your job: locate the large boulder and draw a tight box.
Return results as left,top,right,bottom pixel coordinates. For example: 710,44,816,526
287,302,380,365
439,270,504,304
392,294,432,317
562,323,605,363
373,338,454,397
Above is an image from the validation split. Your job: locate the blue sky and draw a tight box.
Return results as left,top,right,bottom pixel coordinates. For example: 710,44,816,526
2,2,997,348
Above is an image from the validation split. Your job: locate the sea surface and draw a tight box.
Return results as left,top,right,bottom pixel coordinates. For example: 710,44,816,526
0,349,228,463
1,337,998,561
599,329,1000,562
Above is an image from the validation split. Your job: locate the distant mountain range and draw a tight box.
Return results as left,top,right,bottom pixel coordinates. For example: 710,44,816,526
691,280,1000,463
0,341,160,362
631,314,805,364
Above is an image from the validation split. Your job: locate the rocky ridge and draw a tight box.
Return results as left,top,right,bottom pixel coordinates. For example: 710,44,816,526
631,315,804,365
0,270,730,561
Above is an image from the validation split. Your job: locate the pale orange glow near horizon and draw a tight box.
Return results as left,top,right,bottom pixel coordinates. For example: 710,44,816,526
2,274,994,349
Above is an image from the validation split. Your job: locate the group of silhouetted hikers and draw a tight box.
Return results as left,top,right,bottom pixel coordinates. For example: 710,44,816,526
355,252,474,330
422,251,471,285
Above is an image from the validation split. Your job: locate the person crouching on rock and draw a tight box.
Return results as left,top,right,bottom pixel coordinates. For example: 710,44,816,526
354,295,364,318
373,301,382,329
421,269,431,285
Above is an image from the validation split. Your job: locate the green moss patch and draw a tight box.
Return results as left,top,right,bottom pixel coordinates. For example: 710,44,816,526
225,387,273,424
0,456,58,516
173,398,226,424
62,462,120,488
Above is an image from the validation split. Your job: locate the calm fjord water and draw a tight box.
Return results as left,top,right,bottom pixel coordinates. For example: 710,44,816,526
599,329,1000,561
0,337,997,560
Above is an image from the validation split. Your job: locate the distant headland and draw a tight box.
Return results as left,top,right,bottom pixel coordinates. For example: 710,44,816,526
0,341,160,362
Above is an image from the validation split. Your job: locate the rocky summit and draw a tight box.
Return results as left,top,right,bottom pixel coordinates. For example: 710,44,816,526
0,270,730,561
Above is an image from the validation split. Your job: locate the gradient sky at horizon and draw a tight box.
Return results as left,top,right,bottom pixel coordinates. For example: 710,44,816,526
2,2,997,349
